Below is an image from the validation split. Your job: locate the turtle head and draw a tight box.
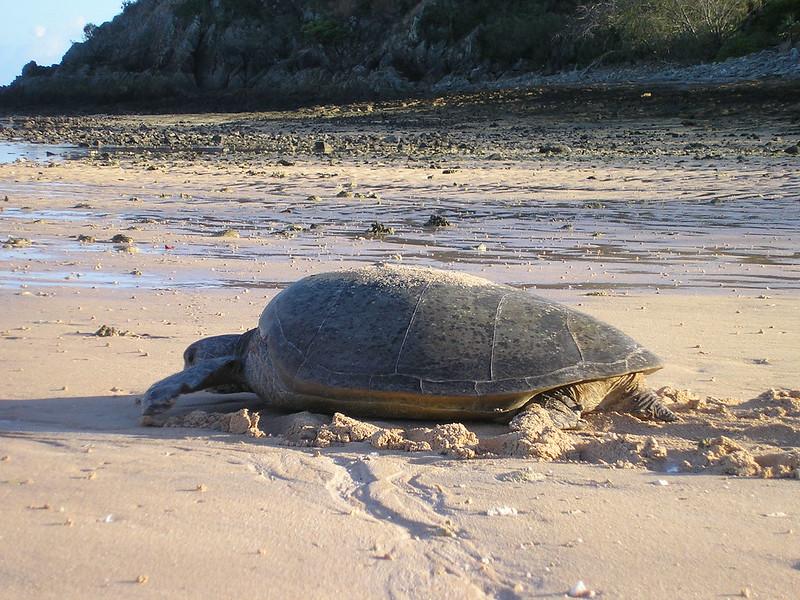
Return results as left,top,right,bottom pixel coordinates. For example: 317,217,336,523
183,334,243,369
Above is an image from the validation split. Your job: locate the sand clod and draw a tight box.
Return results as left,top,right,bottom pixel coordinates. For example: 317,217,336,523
164,408,264,437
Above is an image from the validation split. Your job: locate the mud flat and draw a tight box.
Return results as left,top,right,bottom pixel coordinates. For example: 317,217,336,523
1,98,799,599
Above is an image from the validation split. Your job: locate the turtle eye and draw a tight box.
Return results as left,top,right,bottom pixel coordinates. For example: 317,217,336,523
185,348,196,365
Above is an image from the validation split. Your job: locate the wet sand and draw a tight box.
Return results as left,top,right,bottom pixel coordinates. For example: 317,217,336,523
1,100,799,598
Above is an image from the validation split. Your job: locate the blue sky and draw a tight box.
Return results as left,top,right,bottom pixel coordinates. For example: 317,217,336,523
0,1,124,85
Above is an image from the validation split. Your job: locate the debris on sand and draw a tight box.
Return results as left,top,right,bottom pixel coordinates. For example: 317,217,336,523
111,234,134,244
539,143,571,154
213,228,240,238
486,506,518,516
567,580,596,598
93,324,140,337
94,325,135,337
496,467,546,483
77,234,96,243
2,237,31,248
367,222,395,236
424,214,451,227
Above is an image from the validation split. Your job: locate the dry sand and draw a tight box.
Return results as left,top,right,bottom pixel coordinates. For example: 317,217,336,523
1,111,799,599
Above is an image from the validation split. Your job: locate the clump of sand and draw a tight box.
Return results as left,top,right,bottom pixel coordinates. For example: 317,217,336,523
163,408,264,437
749,388,800,417
305,413,479,457
697,436,800,478
697,436,762,476
580,434,667,469
478,404,576,460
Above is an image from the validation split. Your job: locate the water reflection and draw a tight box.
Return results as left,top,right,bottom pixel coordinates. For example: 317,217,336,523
0,142,88,164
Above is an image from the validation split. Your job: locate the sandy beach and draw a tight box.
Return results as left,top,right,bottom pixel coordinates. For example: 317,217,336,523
1,96,799,598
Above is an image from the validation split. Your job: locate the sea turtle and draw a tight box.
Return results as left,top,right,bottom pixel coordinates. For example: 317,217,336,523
141,265,675,427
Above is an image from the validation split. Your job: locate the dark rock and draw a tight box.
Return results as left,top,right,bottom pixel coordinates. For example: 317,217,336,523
539,144,571,154
425,214,451,227
784,145,799,155
314,141,334,155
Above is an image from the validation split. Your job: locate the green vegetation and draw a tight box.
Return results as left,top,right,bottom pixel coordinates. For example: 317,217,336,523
478,3,576,66
418,0,579,68
82,23,98,42
719,0,800,58
301,17,348,46
417,0,796,67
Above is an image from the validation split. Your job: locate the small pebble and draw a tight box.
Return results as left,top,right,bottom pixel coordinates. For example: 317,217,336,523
195,484,207,492
136,575,148,585
486,506,517,516
567,580,596,598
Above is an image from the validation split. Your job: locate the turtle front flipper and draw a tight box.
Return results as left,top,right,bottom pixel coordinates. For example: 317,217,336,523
141,357,241,423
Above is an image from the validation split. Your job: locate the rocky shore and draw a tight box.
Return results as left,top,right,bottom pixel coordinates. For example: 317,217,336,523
2,81,799,164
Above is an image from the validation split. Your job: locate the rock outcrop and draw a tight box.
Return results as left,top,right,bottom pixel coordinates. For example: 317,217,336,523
3,0,490,108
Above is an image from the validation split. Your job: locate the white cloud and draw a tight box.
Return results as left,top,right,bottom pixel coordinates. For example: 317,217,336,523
33,25,47,39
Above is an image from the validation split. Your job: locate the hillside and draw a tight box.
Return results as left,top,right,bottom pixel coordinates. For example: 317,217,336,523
3,0,799,109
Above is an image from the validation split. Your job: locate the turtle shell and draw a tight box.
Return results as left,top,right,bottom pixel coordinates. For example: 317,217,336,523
257,265,662,419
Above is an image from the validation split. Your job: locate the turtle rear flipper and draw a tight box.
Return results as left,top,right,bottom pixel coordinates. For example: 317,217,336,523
141,357,241,423
630,388,677,422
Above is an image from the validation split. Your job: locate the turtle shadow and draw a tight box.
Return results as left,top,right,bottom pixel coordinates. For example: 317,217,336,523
0,391,263,438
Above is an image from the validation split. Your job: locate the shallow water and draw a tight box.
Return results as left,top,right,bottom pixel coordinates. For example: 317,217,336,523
1,159,798,293
0,142,88,164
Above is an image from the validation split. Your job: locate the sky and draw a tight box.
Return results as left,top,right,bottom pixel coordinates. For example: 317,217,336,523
0,1,124,86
